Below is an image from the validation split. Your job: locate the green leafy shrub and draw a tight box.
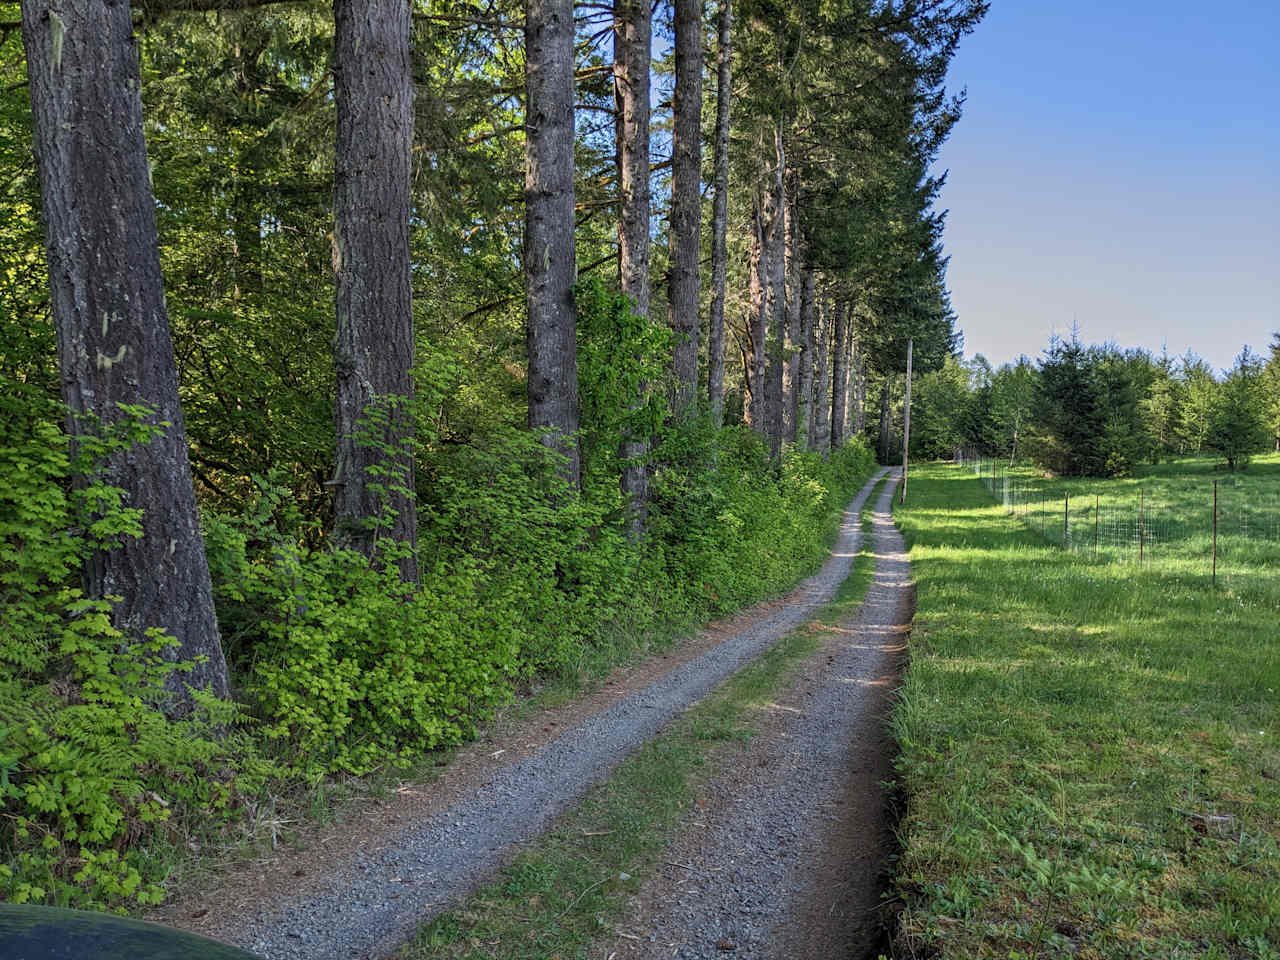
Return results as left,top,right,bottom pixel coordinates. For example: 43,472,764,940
237,543,518,776
1,284,876,915
0,395,256,911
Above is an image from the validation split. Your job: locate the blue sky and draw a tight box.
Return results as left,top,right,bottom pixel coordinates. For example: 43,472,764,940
935,2,1280,375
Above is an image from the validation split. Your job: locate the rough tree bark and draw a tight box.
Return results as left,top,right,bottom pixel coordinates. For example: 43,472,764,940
525,0,581,487
796,266,815,449
615,0,651,537
706,0,732,424
667,0,703,418
830,300,849,450
763,128,785,459
21,0,231,713
782,197,801,443
812,299,831,454
332,0,418,580
747,193,767,435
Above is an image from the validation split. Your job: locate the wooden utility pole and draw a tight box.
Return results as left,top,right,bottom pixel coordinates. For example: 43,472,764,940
901,339,913,503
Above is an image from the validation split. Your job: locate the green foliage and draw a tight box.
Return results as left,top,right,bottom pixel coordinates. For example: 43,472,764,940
1025,338,1155,477
1263,335,1280,452
0,395,256,912
1207,349,1269,472
238,546,513,776
575,277,674,486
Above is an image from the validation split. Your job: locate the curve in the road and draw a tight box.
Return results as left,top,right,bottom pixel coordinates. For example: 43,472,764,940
228,467,891,960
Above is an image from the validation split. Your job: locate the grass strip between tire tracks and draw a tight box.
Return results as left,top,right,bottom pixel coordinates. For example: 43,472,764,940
397,477,890,960
889,463,1279,960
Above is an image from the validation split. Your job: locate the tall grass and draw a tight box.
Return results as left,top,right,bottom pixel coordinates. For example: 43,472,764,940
891,463,1279,959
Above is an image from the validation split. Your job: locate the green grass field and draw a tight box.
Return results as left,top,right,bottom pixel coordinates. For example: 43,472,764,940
891,462,1279,959
965,453,1280,602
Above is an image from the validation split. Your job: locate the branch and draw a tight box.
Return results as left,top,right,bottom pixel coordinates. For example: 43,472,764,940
137,0,309,13
414,12,522,31
578,252,615,277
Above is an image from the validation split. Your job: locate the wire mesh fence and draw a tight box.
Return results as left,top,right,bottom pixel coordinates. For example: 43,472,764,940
955,452,1280,589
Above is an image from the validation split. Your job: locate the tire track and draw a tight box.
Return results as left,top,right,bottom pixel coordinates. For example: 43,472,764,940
605,471,912,959
225,467,890,959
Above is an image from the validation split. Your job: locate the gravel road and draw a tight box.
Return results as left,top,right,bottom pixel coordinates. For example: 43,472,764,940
224,467,890,960
604,473,912,960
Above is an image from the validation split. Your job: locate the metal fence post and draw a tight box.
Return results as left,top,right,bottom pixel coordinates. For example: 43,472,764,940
1213,480,1218,588
1064,493,1070,550
1094,494,1099,559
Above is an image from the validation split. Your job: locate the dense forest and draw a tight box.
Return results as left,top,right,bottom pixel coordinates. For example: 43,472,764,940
907,333,1280,476
0,0,986,908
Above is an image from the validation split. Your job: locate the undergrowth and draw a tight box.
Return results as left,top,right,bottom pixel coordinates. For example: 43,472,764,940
0,291,876,912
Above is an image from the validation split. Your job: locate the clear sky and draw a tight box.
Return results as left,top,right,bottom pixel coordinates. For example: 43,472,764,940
935,2,1280,376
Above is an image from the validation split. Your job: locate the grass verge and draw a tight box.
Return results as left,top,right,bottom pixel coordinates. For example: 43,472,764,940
889,463,1279,959
396,477,889,959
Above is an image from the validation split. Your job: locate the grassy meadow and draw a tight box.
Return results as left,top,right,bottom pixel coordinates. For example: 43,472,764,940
890,462,1279,959
966,453,1280,602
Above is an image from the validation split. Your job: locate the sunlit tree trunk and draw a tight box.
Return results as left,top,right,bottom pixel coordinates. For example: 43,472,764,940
764,128,785,459
813,299,831,454
524,0,581,487
747,193,767,435
796,266,815,449
830,300,848,449
706,0,732,424
782,197,801,444
853,335,866,435
21,0,231,713
878,378,893,462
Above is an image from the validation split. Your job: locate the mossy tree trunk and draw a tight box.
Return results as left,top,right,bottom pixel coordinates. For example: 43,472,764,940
667,0,703,418
615,0,651,537
705,0,732,424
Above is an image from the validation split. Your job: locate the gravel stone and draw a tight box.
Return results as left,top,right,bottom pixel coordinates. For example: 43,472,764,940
607,474,912,960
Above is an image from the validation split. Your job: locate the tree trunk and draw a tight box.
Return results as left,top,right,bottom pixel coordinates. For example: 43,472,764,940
525,0,581,487
878,378,892,463
763,127,785,459
795,266,815,449
332,0,418,581
21,0,230,713
782,196,801,444
615,0,651,537
830,300,848,450
853,337,866,435
706,0,731,424
667,0,703,419
843,329,857,441
746,192,767,436
812,300,831,454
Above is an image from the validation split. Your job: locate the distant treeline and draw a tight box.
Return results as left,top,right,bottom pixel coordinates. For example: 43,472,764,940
905,334,1280,475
